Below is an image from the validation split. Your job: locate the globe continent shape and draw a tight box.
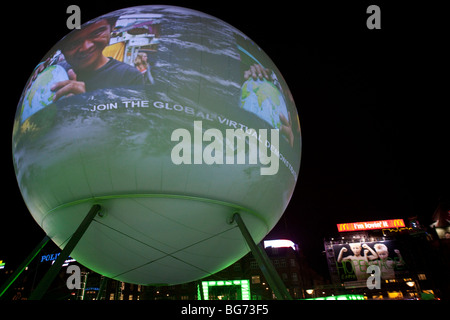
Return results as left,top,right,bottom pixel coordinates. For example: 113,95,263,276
20,65,68,123
241,78,289,129
12,5,302,286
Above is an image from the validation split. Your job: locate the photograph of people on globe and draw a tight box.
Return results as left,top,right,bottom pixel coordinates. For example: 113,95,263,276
16,6,300,151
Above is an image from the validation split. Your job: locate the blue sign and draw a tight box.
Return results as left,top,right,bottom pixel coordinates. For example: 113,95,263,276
40,253,60,263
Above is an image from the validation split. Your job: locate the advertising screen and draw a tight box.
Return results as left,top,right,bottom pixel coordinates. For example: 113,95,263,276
332,240,407,285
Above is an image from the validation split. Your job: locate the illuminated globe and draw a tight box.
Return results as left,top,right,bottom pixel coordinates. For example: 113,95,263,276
12,5,301,285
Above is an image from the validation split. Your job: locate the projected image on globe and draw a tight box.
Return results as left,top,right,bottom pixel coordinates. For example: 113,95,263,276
12,6,301,286
19,65,68,124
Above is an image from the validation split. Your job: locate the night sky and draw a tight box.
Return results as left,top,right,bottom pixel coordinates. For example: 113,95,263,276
1,1,447,279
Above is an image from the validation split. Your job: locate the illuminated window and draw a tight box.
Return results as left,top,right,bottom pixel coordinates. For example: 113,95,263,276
305,294,365,301
388,279,397,283
264,239,298,251
418,274,427,280
251,275,260,284
387,291,403,299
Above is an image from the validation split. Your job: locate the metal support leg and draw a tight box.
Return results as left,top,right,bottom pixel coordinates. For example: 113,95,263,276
29,204,101,300
231,213,292,300
0,235,50,299
256,243,293,299
96,276,108,300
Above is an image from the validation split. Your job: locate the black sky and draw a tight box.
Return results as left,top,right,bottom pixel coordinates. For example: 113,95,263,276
1,1,448,277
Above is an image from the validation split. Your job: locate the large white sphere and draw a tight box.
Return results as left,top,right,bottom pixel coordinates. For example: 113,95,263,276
12,5,301,285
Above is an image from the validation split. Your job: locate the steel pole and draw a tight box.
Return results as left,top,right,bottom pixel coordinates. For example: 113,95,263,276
96,276,108,300
29,204,101,300
0,235,50,299
232,213,292,300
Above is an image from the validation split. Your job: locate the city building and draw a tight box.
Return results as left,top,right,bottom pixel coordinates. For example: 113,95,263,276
195,239,327,300
2,215,448,300
323,217,448,300
1,238,323,300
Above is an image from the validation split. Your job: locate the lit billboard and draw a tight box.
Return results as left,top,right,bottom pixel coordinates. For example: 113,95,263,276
337,219,405,232
331,240,407,286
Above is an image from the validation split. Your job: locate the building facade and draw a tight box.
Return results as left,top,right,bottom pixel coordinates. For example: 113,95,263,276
1,238,324,300
323,218,448,300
